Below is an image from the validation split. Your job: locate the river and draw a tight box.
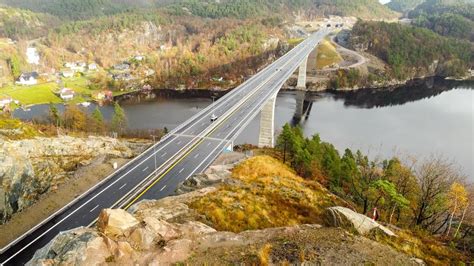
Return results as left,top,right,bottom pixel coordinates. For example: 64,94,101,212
13,78,474,181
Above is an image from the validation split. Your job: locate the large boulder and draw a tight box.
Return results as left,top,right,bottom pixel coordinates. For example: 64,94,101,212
97,209,140,238
324,206,396,237
27,228,112,266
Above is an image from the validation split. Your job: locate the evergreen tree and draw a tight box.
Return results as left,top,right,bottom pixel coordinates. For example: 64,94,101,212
111,102,126,134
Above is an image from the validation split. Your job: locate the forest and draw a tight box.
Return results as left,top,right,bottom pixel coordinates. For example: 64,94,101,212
409,0,474,41
350,20,473,79
276,124,472,254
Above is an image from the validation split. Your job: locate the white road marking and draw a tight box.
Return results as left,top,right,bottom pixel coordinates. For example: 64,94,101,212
142,167,149,172
177,141,181,145
119,183,127,190
194,153,200,159
160,185,167,192
161,152,167,158
186,176,190,180
1,30,328,264
89,205,99,213
179,168,185,174
207,142,211,146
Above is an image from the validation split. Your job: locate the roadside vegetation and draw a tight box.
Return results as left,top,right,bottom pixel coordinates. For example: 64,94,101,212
191,124,473,263
190,155,346,232
316,38,343,69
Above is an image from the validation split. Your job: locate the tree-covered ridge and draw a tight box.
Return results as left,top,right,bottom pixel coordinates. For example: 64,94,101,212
165,0,399,20
350,21,473,79
0,0,146,20
408,0,474,41
386,0,425,13
0,6,60,39
0,0,400,21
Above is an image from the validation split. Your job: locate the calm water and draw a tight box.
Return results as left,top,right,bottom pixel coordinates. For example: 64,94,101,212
14,79,474,180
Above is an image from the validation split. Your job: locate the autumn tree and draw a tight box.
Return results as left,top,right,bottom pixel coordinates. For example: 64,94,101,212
62,104,87,131
446,182,469,237
413,156,465,230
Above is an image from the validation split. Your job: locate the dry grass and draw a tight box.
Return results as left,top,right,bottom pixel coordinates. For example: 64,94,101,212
189,156,344,233
316,39,343,69
0,117,40,139
258,243,273,266
371,228,467,265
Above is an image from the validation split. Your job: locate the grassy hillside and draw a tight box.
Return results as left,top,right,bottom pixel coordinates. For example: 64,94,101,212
190,155,346,232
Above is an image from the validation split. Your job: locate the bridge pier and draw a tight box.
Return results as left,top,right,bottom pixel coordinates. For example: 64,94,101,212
296,56,308,89
258,94,277,148
293,90,306,123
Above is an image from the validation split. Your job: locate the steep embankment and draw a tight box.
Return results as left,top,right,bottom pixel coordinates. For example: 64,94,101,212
27,154,463,265
0,135,146,226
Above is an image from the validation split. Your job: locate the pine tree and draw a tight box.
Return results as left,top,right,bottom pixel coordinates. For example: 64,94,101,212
111,102,126,134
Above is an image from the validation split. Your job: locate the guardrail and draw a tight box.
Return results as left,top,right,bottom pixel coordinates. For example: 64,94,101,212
0,29,328,258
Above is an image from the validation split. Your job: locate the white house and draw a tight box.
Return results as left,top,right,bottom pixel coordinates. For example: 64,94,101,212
88,63,98,71
134,55,145,61
60,88,75,100
61,70,74,78
0,95,13,108
16,72,39,86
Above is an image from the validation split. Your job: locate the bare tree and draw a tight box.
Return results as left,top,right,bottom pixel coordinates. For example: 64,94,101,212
412,155,466,230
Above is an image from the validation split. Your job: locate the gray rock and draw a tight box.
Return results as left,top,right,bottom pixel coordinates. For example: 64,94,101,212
324,206,396,237
0,136,145,224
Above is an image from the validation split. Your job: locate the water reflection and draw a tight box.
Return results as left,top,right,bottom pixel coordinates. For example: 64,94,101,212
13,79,473,180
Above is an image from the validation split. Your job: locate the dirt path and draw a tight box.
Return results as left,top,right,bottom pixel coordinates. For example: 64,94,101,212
319,35,367,71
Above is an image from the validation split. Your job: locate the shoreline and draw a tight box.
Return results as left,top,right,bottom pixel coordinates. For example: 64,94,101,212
6,76,473,111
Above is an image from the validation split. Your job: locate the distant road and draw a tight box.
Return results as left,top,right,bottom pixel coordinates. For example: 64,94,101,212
0,28,332,265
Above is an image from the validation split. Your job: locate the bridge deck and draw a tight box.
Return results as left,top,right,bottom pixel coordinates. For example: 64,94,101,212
0,28,331,265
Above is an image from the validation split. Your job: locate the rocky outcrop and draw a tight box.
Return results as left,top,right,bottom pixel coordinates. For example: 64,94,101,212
324,206,396,237
28,156,419,265
97,209,140,238
0,136,145,224
29,193,414,266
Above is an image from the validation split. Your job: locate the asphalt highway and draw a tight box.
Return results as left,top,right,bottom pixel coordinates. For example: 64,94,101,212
0,28,331,265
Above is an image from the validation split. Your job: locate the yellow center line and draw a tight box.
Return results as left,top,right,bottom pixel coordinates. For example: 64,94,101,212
123,35,315,209
123,105,235,209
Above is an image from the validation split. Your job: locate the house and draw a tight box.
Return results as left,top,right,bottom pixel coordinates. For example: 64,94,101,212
92,90,113,101
64,62,86,72
61,70,75,78
0,95,13,108
60,88,75,100
88,63,98,71
16,72,39,86
134,55,144,61
113,63,130,71
112,73,133,81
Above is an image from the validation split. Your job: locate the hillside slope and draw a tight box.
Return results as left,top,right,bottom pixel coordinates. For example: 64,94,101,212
25,154,467,265
386,0,425,12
